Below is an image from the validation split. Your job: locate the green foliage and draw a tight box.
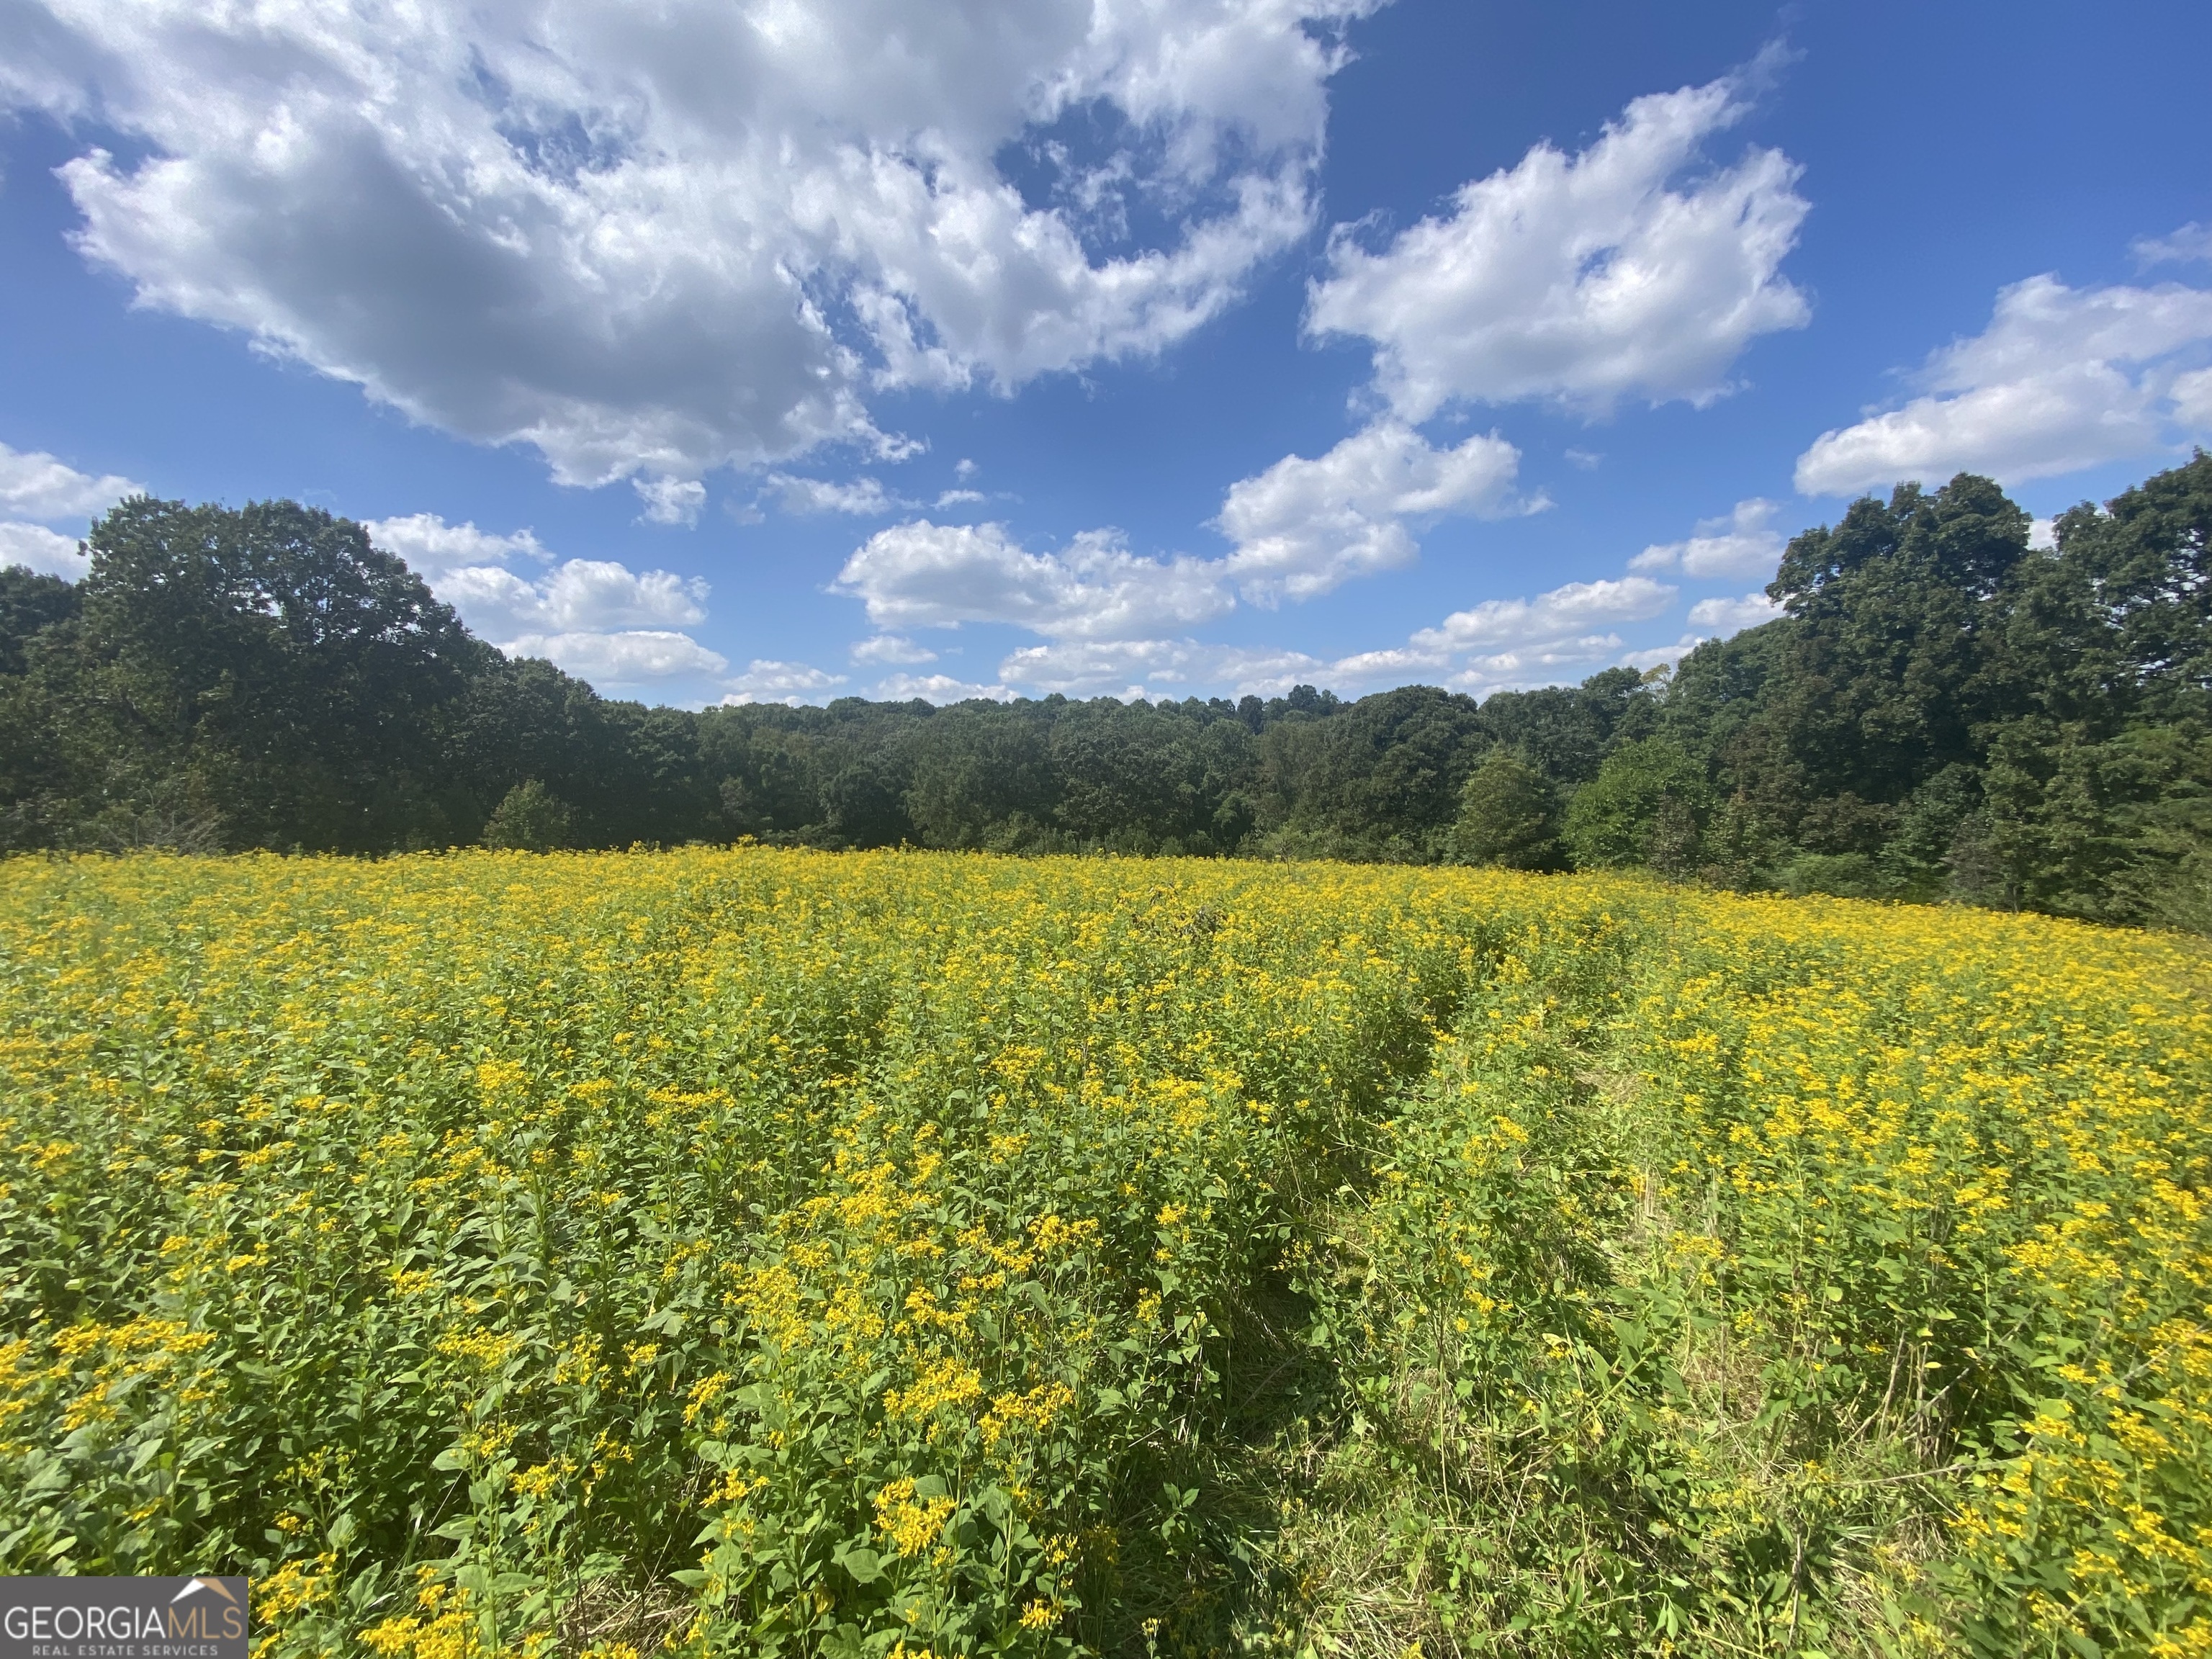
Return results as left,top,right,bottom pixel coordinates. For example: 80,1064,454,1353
480,780,574,851
0,563,78,677
4,457,2211,929
1274,882,2212,1659
0,498,490,852
1776,850,1886,898
1449,748,1565,869
1761,474,2026,806
11,853,2205,1656
0,850,1514,1657
1562,737,1712,874
1259,685,1485,859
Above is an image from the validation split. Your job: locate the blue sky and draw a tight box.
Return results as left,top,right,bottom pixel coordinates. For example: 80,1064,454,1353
2,0,2208,706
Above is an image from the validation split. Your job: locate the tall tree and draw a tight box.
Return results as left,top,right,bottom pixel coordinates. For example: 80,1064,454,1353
1449,750,1565,870
37,498,490,850
1763,475,2030,813
1562,737,1714,874
903,703,1058,849
1256,684,1484,858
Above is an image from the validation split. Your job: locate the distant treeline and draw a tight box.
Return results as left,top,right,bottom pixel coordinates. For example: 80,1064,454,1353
2,457,2207,929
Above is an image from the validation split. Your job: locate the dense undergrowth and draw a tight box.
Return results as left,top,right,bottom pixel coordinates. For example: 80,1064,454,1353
1,850,2206,1657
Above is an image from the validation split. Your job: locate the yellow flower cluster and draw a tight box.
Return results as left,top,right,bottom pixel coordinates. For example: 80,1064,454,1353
1639,894,2212,1650
0,848,2200,1656
874,1478,958,1560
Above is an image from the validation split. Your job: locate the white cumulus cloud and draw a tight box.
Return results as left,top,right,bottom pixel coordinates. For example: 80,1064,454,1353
1445,637,1632,696
908,555,1784,701
363,513,550,577
1619,637,1699,672
1216,421,1536,602
0,520,90,579
504,629,729,686
1278,575,1675,697
833,520,1231,639
367,512,719,688
1410,575,1678,655
0,440,144,521
721,660,849,705
436,558,708,645
832,523,1706,701
6,0,1372,497
1629,497,1784,580
850,634,938,665
1619,593,1780,675
0,440,147,581
766,475,910,516
2133,222,2212,269
1794,269,2212,495
873,672,1014,703
1306,51,1809,421
1686,590,1781,632
634,477,707,526
972,595,1783,699
2169,366,2212,430
998,637,1324,698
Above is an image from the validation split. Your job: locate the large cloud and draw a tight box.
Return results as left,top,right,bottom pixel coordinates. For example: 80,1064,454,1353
1306,51,1809,420
836,421,1535,647
833,520,1231,639
1686,590,1781,632
832,546,1781,702
1794,269,2212,494
850,633,938,665
501,629,729,684
764,475,912,516
2132,222,2212,269
1216,421,1536,602
358,513,549,577
431,559,709,639
831,513,1714,701
1298,575,1673,696
367,512,722,689
7,0,1372,495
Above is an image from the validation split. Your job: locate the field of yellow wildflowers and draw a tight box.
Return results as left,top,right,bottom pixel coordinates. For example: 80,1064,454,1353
1,850,2206,1658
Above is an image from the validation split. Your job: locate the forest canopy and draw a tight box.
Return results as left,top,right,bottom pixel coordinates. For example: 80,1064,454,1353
2,457,2207,930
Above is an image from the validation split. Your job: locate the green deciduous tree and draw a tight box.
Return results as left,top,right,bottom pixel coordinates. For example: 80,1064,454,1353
1762,474,2029,814
1563,738,1713,873
0,565,78,678
30,498,491,850
480,779,575,852
4,459,2208,932
1449,750,1564,870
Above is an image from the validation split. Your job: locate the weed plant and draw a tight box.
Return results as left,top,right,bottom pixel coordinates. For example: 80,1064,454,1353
0,850,2204,1657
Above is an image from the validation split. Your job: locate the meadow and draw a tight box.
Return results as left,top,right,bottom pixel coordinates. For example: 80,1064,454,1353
1,849,2207,1658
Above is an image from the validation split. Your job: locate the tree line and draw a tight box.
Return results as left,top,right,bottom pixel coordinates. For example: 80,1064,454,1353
2,457,2206,930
